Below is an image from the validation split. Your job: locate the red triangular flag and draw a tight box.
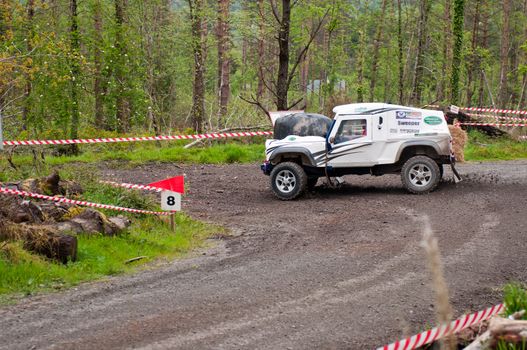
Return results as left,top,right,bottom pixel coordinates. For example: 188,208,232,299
148,176,184,194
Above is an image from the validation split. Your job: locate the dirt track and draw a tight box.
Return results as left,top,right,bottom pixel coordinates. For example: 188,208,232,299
1,160,527,349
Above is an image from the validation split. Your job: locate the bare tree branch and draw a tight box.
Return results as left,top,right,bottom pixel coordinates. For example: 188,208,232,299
287,96,304,110
269,0,281,24
286,8,329,91
239,94,271,121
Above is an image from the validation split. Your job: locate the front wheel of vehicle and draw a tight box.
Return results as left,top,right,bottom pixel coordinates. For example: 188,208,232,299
270,162,308,200
401,156,441,194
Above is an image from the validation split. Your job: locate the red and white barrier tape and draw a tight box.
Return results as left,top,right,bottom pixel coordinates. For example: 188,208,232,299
2,131,273,147
100,180,163,192
377,303,504,350
457,122,527,127
461,106,527,115
467,113,527,123
423,105,527,116
0,187,170,216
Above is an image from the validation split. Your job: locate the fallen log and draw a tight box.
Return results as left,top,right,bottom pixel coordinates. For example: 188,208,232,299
489,316,527,348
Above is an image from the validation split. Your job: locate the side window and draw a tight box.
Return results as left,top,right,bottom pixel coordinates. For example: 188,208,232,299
334,119,367,144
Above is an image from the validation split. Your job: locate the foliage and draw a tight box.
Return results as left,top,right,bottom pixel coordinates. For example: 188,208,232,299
503,283,527,320
1,0,526,144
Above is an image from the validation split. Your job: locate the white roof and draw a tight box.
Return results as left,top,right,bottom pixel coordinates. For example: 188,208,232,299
332,103,422,115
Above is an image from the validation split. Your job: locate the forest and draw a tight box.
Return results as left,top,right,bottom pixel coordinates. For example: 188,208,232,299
1,0,526,141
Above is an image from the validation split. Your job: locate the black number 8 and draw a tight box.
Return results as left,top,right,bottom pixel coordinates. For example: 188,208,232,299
167,196,175,206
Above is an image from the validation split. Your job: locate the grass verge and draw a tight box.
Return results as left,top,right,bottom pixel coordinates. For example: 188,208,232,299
465,131,527,161
0,141,266,175
0,164,224,304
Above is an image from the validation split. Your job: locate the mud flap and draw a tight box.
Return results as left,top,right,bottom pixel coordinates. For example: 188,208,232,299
450,163,462,183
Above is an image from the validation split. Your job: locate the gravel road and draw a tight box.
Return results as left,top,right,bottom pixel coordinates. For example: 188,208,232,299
1,160,526,349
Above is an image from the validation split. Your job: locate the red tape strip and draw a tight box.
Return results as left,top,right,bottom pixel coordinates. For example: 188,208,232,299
377,304,504,350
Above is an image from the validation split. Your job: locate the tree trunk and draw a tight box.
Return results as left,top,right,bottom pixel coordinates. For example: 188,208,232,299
69,0,80,152
189,0,206,132
256,0,265,98
397,0,403,104
369,0,388,102
114,0,129,133
276,0,291,110
518,0,527,109
22,0,34,131
498,0,511,107
477,3,489,107
357,29,365,103
436,0,451,102
216,0,230,121
450,0,465,105
465,0,480,106
410,0,431,105
93,0,104,127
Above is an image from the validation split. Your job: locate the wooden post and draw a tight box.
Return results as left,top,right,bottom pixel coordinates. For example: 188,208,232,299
170,212,176,232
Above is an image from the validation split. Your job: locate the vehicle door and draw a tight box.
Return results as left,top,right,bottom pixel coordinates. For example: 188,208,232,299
327,116,375,167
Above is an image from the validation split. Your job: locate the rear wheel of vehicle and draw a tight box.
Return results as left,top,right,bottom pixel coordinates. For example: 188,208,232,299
270,162,308,200
307,177,318,191
401,156,441,194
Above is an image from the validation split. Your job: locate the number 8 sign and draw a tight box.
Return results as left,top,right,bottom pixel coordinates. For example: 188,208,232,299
161,191,181,211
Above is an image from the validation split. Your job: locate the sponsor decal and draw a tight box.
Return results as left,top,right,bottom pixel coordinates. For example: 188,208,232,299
354,107,368,112
424,116,443,125
396,111,422,119
397,120,420,126
399,128,420,134
287,136,297,141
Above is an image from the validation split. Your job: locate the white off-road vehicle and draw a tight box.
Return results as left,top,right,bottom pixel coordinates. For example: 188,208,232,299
261,103,461,200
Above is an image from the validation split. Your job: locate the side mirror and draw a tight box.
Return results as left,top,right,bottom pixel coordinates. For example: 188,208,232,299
329,136,335,143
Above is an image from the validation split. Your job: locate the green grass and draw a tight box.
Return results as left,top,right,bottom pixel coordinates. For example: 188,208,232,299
0,214,223,304
0,141,266,171
465,131,527,161
0,163,225,304
503,282,527,320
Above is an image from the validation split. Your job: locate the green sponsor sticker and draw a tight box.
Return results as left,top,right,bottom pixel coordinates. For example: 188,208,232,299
287,136,297,141
424,116,443,125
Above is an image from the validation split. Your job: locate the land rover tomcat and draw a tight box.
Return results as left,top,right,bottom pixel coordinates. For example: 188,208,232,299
261,103,460,200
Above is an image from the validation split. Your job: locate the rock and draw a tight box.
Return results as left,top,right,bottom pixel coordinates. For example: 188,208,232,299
42,172,60,195
59,180,83,196
39,202,72,222
18,178,41,194
0,196,44,224
70,209,106,234
108,216,131,231
55,221,84,234
59,209,129,236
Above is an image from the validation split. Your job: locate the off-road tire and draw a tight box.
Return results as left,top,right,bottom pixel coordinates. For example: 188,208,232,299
401,156,441,194
270,162,308,200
